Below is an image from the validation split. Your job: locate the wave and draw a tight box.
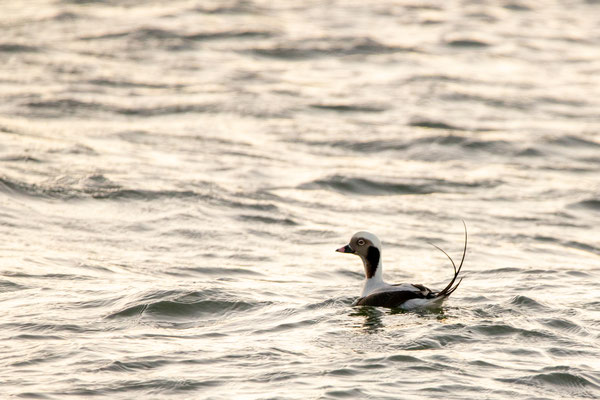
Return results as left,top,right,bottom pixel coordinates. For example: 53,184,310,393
0,43,40,53
296,134,526,158
310,103,387,113
548,135,600,148
409,119,465,130
498,367,600,397
509,295,550,311
0,279,28,293
0,174,207,201
107,290,263,320
298,175,500,196
446,39,490,47
238,214,298,226
23,98,220,117
248,36,416,59
80,26,273,45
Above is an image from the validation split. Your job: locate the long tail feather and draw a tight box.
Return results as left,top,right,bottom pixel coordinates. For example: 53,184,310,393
431,221,467,298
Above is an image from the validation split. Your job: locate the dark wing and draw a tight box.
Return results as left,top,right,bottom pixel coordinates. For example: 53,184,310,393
410,283,436,297
355,290,427,308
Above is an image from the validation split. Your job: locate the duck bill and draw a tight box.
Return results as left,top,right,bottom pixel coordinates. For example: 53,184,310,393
336,244,355,253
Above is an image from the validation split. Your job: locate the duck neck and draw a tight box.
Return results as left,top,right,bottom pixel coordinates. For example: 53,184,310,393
360,246,384,296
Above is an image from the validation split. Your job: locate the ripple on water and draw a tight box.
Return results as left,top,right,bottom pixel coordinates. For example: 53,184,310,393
509,295,550,311
0,174,212,201
298,175,499,196
498,367,600,397
107,289,264,321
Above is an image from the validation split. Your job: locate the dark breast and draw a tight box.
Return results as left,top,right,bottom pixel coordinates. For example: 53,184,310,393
355,286,436,308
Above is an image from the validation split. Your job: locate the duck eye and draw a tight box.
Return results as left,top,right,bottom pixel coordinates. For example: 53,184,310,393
357,239,365,246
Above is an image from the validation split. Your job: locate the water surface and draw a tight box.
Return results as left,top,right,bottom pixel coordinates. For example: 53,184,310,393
1,1,600,399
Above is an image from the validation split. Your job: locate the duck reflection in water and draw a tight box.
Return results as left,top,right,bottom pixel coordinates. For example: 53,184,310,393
350,306,386,333
350,306,448,332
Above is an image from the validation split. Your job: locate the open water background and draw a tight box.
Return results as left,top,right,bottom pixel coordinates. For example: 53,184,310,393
1,1,600,399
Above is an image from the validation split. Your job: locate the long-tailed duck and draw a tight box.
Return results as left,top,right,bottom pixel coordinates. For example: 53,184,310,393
336,223,467,309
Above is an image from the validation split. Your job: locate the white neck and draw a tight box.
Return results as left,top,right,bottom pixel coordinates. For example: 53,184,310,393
360,260,386,297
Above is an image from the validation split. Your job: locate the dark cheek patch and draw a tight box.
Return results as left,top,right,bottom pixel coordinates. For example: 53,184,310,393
365,246,380,278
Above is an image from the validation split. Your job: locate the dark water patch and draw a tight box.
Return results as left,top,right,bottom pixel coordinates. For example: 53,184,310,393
446,39,490,47
534,235,559,243
220,198,279,212
183,29,273,41
504,3,531,11
409,119,464,130
80,26,272,49
249,37,415,59
160,228,205,239
24,97,219,117
80,27,177,41
564,240,600,255
324,388,368,398
295,138,409,153
98,359,170,372
63,378,222,396
536,96,587,107
118,103,219,116
472,323,554,339
386,354,422,363
10,334,64,341
299,175,434,195
238,214,298,226
298,174,500,196
310,104,387,113
403,74,472,84
442,92,529,110
62,0,105,3
88,78,182,89
25,98,104,116
0,43,40,53
568,198,600,212
411,134,514,154
468,359,500,369
15,392,53,399
0,154,42,163
327,367,358,376
193,2,258,14
50,11,80,20
0,279,28,293
549,135,600,148
357,362,387,370
516,147,543,156
564,270,591,277
540,317,585,334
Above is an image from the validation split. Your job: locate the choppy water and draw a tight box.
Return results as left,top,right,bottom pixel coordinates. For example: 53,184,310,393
1,1,600,399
